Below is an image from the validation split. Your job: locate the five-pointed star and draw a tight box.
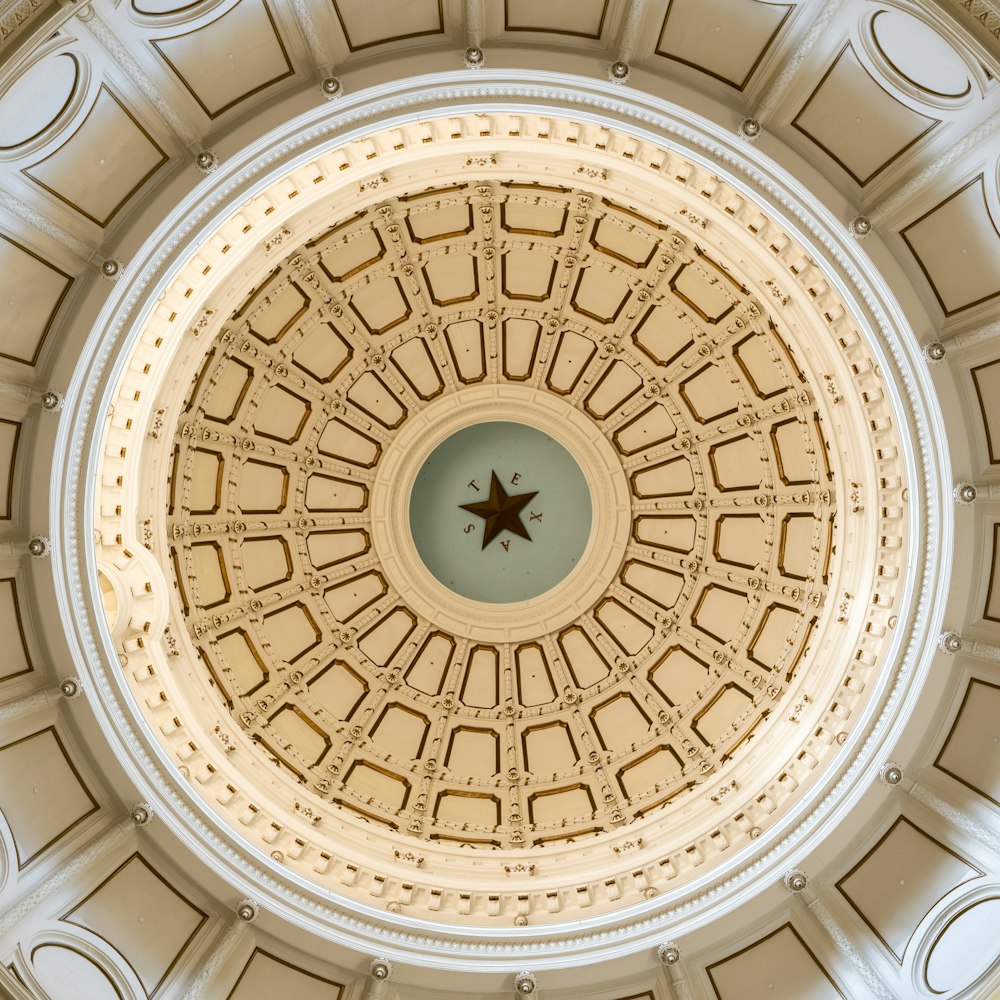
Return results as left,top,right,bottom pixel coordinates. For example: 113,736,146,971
459,471,538,550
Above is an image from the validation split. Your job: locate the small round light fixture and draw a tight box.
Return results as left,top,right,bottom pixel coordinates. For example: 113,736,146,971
28,536,50,558
321,76,343,99
59,677,82,699
784,869,808,892
194,149,218,173
369,957,392,981
938,631,962,654
657,943,681,966
40,390,64,412
513,972,537,994
738,117,762,141
608,60,631,84
236,899,259,923
848,215,872,239
129,802,153,826
954,483,978,504
464,46,485,69
100,258,123,281
924,341,947,363
879,761,903,786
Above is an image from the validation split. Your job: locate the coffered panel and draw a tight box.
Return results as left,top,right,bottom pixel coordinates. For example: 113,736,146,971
0,577,34,684
0,727,98,868
935,677,1000,806
656,0,794,90
0,418,21,520
22,87,168,227
970,359,1000,464
151,0,295,119
226,949,344,999
836,816,983,961
900,175,1000,316
0,233,73,366
706,923,844,999
503,0,609,39
63,853,208,995
331,0,444,51
792,44,939,186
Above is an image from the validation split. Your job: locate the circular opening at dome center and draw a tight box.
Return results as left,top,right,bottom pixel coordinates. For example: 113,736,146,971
408,421,592,603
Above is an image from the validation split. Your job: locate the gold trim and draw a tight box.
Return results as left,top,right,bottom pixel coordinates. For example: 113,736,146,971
670,262,736,325
242,533,294,591
404,630,456,697
292,323,354,384
307,658,368,721
569,268,631,325
324,568,388,621
712,513,763,569
583,359,643,419
318,229,386,281
445,725,500,775
589,218,658,268
188,448,224,514
315,418,382,468
390,337,444,400
520,720,578,771
501,251,558,301
356,606,417,667
252,386,311,445
545,330,598,395
215,626,269,696
262,600,322,663
459,644,500,708
526,783,596,824
240,458,290,514
343,759,411,810
501,317,541,380
203,357,254,425
190,539,232,610
983,522,1000,621
690,584,749,645
304,471,369,512
268,703,331,766
444,319,487,382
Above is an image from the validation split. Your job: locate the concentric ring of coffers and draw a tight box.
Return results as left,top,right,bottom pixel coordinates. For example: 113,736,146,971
87,109,912,929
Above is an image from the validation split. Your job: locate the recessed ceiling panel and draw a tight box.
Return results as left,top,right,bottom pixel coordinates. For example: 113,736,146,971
152,0,294,118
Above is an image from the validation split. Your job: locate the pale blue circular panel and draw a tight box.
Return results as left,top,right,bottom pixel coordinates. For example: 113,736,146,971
409,421,593,603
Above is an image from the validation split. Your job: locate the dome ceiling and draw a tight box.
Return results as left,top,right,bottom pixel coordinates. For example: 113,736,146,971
88,122,913,929
0,0,998,997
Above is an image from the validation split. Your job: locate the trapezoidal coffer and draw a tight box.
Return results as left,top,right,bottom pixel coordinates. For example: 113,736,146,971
82,107,919,940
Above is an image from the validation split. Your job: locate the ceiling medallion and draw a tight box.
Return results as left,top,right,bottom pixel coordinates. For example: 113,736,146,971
64,94,936,963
